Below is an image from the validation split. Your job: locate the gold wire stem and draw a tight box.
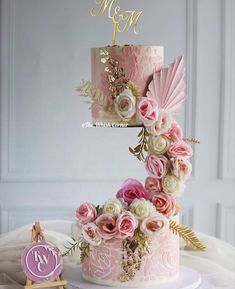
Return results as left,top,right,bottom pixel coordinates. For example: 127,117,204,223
112,22,117,45
183,138,201,144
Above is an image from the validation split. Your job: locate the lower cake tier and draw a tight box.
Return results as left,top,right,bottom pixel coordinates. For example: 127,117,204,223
82,229,179,287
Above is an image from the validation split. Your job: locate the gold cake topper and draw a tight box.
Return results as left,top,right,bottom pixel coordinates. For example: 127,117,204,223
89,0,143,45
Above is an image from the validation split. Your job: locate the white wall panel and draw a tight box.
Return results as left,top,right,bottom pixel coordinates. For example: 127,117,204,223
216,204,235,244
219,0,235,180
0,206,74,233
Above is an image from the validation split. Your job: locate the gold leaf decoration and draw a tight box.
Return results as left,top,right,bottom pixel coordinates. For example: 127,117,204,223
128,81,141,98
169,220,206,251
120,230,151,282
100,49,129,99
76,80,109,111
129,127,149,161
79,241,91,263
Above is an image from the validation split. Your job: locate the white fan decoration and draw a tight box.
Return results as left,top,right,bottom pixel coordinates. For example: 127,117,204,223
147,56,186,115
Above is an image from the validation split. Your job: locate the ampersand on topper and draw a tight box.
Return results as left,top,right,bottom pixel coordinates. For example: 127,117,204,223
89,0,143,45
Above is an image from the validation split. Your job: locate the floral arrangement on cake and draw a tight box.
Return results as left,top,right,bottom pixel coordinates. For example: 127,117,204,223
70,47,206,282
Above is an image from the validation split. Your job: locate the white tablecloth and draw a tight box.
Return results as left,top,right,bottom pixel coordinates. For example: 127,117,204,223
0,221,234,289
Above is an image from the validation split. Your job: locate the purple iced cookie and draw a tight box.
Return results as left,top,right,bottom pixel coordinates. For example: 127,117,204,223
21,241,63,283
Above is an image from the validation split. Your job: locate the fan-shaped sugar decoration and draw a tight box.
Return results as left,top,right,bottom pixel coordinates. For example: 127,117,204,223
147,56,186,114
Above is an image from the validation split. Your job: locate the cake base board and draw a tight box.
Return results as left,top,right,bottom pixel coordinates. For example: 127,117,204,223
63,266,202,289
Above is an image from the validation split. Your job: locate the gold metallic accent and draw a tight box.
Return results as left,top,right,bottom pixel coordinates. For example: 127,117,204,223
79,241,91,263
120,230,151,282
100,49,130,99
129,127,149,162
169,220,206,251
89,0,143,45
183,138,201,144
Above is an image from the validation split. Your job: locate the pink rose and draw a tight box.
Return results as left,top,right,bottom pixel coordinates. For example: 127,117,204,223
96,213,118,240
152,193,176,218
164,121,183,141
116,179,149,205
171,157,192,182
140,213,169,238
145,154,169,179
116,211,138,239
148,111,172,135
168,141,193,158
145,177,162,198
82,223,102,246
76,203,97,225
137,97,157,127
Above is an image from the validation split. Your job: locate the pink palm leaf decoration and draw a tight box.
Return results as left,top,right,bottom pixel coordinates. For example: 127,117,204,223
147,56,186,114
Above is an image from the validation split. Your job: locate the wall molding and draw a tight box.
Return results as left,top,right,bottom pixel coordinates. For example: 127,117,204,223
0,0,16,181
185,0,198,178
219,0,235,180
216,204,235,245
180,205,195,228
0,206,74,233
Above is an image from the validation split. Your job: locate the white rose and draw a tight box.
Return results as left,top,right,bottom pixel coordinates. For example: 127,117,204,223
148,135,170,155
162,174,185,196
103,198,124,216
130,199,155,220
82,223,102,246
140,212,169,238
171,157,192,182
114,89,136,120
71,221,82,241
148,111,172,136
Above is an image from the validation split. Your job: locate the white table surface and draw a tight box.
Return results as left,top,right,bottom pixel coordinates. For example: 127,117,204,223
0,220,234,289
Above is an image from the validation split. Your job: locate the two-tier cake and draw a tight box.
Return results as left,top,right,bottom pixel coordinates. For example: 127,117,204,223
69,44,205,287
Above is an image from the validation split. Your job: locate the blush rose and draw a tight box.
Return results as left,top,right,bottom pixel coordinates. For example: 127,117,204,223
164,121,183,141
140,213,169,238
171,157,192,182
76,203,97,225
82,223,102,246
116,211,138,239
168,141,193,158
137,97,157,127
148,111,172,135
95,213,118,240
152,192,176,218
145,177,162,198
145,154,169,179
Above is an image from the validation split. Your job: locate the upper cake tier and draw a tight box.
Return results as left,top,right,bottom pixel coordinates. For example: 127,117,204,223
90,45,164,124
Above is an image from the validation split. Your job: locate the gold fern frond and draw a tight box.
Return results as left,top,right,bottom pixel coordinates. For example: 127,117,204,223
169,220,206,251
129,127,149,161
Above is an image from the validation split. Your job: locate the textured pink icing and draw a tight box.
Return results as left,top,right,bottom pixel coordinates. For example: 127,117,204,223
91,45,164,123
82,216,179,286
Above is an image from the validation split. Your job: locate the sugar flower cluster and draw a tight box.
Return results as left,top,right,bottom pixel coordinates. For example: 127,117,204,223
145,120,192,197
73,115,193,247
74,182,169,247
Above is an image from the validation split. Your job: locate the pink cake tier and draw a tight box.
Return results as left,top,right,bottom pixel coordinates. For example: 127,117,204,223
91,45,164,124
82,217,179,287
